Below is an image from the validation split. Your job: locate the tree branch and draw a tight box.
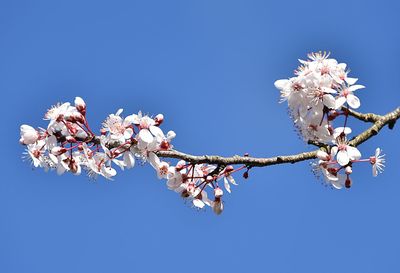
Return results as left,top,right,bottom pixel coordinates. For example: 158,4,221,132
156,107,400,167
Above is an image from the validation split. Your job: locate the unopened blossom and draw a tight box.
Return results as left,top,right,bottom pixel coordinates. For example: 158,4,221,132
370,148,385,177
20,125,39,145
74,96,86,115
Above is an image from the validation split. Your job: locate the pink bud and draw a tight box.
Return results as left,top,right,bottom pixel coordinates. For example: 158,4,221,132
225,165,234,173
154,114,164,125
160,140,170,150
214,187,223,198
66,136,77,143
345,166,352,175
74,97,86,115
51,147,67,156
345,177,352,188
73,112,85,124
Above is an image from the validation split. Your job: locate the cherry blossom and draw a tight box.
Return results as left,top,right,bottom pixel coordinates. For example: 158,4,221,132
370,148,385,177
19,52,394,213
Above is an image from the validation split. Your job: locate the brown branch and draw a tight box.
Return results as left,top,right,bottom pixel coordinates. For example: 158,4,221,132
156,106,400,167
343,107,382,123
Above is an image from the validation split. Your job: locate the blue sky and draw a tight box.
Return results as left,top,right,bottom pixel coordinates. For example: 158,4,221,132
1,0,400,272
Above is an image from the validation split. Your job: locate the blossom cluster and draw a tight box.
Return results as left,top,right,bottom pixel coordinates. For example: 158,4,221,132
275,52,385,188
20,97,244,214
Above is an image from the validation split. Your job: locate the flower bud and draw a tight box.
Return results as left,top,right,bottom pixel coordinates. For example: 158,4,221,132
19,125,39,145
72,112,85,124
243,171,249,179
51,146,67,156
345,177,352,188
316,150,330,161
180,189,190,198
212,199,224,215
74,97,86,115
345,166,352,175
206,175,214,183
160,140,170,150
154,114,164,125
225,165,234,173
66,136,77,143
214,187,223,198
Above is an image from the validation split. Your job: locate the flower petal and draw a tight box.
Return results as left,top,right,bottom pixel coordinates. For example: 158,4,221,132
138,129,153,143
347,146,361,160
348,84,365,92
323,94,336,109
274,79,289,90
335,96,347,109
337,150,350,166
345,77,358,85
223,177,231,193
346,94,361,109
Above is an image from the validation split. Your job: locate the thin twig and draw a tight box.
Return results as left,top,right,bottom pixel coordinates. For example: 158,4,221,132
155,107,400,168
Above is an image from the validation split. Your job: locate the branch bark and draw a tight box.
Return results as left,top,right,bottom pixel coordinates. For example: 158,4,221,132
156,107,400,168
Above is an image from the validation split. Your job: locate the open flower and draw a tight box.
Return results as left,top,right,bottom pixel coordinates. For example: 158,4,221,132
102,109,134,142
331,142,361,166
370,148,385,177
335,84,365,109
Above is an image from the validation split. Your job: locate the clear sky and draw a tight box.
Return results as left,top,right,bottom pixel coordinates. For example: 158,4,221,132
1,1,400,272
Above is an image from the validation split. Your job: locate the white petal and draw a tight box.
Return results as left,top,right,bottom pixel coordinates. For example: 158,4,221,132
123,114,135,125
372,165,378,177
333,127,352,138
317,150,329,160
337,150,350,166
138,129,153,143
124,128,133,139
112,159,126,170
149,125,164,139
227,175,238,185
331,180,343,189
274,79,289,90
323,94,336,109
346,94,361,109
57,164,66,175
335,96,347,109
345,77,358,85
115,109,123,116
375,148,381,157
148,152,160,169
330,146,338,157
123,152,135,169
347,146,361,160
166,131,176,141
223,177,231,193
193,199,205,209
348,84,365,92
